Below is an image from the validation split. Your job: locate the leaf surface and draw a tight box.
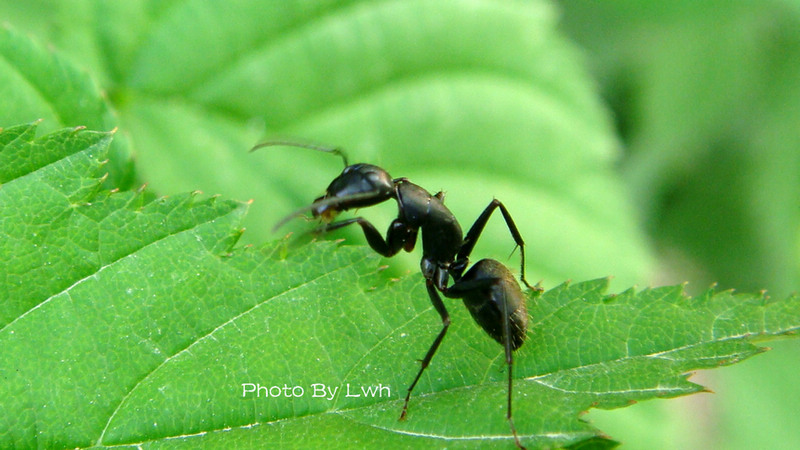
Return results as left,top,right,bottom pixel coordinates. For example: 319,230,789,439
0,25,132,187
2,125,798,449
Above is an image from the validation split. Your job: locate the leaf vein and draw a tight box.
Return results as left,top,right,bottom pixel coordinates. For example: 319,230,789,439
95,250,371,445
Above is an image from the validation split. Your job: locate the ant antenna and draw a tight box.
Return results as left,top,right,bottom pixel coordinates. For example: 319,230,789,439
250,140,349,167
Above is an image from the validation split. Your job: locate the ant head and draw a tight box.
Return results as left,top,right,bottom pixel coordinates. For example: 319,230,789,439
255,141,400,231
311,164,395,222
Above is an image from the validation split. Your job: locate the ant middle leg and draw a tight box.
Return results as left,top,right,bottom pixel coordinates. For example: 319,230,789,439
455,199,532,289
400,280,451,421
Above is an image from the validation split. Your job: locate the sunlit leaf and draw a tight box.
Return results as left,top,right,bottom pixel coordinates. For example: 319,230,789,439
2,125,798,449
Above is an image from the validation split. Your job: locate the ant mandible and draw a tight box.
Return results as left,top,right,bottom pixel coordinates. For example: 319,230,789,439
253,141,537,449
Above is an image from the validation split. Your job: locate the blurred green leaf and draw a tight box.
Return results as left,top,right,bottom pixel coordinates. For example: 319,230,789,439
0,0,654,291
557,1,800,448
0,25,133,188
2,124,799,449
558,0,800,297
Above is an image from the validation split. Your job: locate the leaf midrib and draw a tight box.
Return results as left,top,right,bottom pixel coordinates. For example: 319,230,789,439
95,247,374,446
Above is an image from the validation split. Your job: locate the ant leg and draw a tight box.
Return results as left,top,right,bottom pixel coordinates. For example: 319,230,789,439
455,199,532,289
446,268,526,449
500,288,525,450
311,217,415,257
400,280,450,421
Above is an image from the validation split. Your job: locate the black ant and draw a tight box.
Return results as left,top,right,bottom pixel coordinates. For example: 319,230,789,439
253,141,537,449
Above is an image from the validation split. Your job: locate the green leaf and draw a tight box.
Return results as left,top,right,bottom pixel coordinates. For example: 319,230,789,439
0,25,133,188
2,124,799,449
558,0,800,297
556,3,800,447
0,0,654,291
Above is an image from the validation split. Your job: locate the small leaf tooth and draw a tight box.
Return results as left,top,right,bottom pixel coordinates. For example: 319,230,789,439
185,192,202,206
232,229,246,242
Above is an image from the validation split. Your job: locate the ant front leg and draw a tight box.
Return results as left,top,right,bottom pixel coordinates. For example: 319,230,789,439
400,279,450,421
311,217,417,257
455,199,533,290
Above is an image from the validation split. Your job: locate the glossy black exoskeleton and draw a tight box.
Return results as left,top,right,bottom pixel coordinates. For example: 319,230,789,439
253,141,537,449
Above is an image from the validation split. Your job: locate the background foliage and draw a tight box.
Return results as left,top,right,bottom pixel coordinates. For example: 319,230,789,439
558,2,800,448
2,0,799,448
